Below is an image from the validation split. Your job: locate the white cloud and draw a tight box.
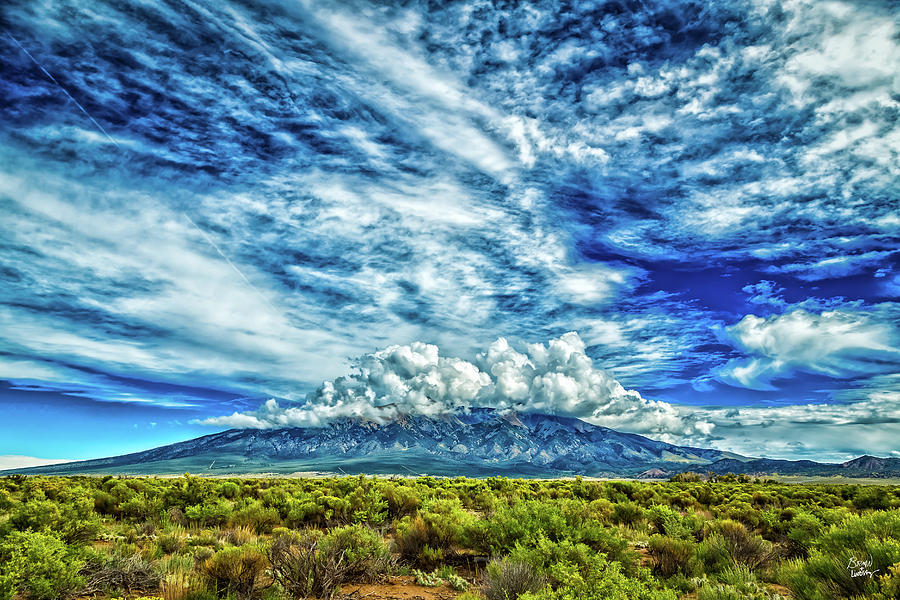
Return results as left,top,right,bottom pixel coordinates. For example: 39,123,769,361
770,251,893,281
717,308,900,389
199,332,712,437
198,331,900,461
0,456,71,470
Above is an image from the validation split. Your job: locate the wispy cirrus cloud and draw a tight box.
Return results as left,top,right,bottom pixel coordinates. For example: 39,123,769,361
0,0,898,459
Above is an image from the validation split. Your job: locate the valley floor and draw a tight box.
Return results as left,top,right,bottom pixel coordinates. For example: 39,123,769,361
2,475,899,600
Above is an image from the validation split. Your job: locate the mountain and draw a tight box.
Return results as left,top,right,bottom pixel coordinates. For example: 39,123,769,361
5,410,894,478
3,409,744,477
698,455,900,478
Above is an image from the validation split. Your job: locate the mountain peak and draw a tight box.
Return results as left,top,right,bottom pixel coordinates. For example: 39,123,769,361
4,411,728,477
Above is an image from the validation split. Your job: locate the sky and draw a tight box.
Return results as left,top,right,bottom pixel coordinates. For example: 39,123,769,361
1,0,898,466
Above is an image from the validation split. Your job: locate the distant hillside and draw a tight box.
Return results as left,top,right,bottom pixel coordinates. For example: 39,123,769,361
699,455,900,478
5,409,894,479
4,409,737,477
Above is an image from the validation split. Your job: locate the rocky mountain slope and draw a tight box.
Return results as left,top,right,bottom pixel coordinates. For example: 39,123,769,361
5,409,740,476
7,409,895,478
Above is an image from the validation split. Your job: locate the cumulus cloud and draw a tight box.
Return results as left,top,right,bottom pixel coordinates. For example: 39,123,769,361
199,332,715,440
200,331,900,461
717,308,900,390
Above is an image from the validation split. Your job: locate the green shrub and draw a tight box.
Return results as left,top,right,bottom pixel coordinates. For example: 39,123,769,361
786,511,824,558
185,501,231,528
516,557,676,600
267,526,391,599
393,514,456,566
4,497,101,544
779,510,900,600
481,558,545,600
230,504,281,534
646,505,702,540
611,501,644,526
200,545,267,599
157,532,186,555
318,524,392,581
696,534,732,575
648,535,697,577
0,531,85,600
715,520,777,570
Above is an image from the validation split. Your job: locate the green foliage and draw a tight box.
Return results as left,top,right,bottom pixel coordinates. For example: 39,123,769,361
413,567,469,590
611,500,644,525
199,545,267,600
319,524,393,581
647,505,702,540
3,474,900,600
779,510,900,600
230,503,281,534
3,496,101,543
786,511,824,557
713,519,777,570
517,556,676,600
648,535,697,577
393,500,473,566
185,500,232,528
481,558,546,600
0,531,85,600
266,525,391,599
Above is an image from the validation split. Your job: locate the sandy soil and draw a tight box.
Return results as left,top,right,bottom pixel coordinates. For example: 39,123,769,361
340,575,466,600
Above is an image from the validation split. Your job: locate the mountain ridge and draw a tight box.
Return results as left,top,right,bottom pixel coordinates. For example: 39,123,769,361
4,409,896,478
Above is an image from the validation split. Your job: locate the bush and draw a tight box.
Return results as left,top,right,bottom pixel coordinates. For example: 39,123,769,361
80,551,162,596
647,506,702,540
648,535,697,578
715,520,777,570
157,532,186,555
611,501,644,526
786,512,823,558
394,515,452,566
230,504,281,534
695,533,728,572
4,497,101,544
318,524,392,581
517,558,676,600
0,531,85,600
481,559,545,600
267,526,391,599
200,545,267,600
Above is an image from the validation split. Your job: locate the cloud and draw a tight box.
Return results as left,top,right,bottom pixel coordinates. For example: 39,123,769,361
2,0,899,462
742,280,786,308
199,332,715,440
0,455,71,470
769,251,894,281
199,331,900,461
717,307,900,389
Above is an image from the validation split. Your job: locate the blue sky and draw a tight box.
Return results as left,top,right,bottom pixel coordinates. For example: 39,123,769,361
1,0,898,465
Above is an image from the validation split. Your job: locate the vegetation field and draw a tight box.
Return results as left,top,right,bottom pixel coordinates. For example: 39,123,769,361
1,474,899,600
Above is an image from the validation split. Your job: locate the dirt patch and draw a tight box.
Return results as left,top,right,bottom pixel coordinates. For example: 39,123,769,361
341,575,466,600
768,582,793,598
636,546,653,568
